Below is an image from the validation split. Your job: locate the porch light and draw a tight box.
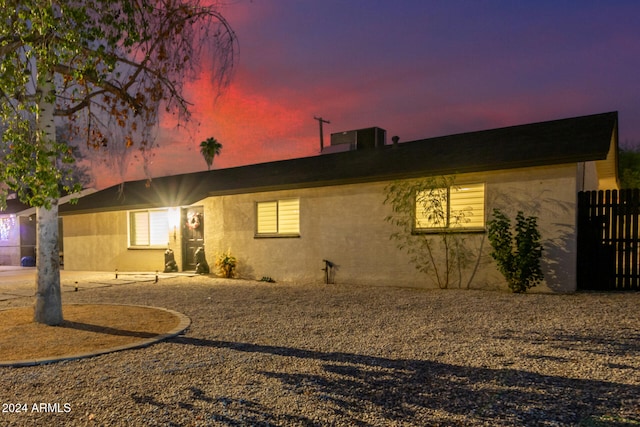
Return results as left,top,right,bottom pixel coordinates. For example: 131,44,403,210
168,207,180,242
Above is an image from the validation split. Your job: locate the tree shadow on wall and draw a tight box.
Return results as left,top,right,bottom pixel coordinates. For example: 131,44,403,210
490,189,579,293
171,336,640,426
541,224,575,292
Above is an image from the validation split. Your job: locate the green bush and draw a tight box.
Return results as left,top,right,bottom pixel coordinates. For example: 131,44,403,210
487,209,543,293
215,251,237,278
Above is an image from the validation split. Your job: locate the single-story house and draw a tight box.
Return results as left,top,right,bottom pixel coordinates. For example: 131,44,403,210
59,111,619,292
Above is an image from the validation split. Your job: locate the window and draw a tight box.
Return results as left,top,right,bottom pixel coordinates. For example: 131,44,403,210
129,209,169,247
0,216,16,241
256,199,300,236
415,183,485,231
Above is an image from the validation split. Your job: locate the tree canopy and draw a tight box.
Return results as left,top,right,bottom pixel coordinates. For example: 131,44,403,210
200,136,222,170
0,0,237,325
619,146,640,189
0,0,236,207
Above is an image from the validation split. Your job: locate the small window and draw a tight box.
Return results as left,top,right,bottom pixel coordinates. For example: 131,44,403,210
415,183,485,231
256,199,300,237
129,209,169,247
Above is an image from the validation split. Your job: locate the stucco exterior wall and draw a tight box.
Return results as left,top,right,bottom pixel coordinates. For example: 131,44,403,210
483,165,579,292
63,211,167,272
200,163,579,292
61,163,580,292
577,161,600,192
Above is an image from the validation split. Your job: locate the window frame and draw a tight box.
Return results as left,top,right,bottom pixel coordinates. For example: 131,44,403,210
128,208,169,248
255,198,300,238
413,182,486,233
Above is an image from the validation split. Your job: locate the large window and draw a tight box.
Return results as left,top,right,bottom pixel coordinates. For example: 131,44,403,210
129,209,169,247
256,199,300,236
415,183,485,231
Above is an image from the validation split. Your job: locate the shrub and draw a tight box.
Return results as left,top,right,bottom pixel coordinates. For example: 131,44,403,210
215,251,237,278
487,209,543,293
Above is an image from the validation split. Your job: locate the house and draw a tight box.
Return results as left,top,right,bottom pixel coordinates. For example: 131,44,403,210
0,196,36,266
59,112,619,292
0,189,96,266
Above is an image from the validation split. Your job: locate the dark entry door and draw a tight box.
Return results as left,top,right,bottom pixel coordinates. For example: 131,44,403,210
182,206,204,271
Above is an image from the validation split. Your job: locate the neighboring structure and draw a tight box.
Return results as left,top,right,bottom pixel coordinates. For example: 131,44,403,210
0,197,36,266
59,112,619,292
0,189,96,266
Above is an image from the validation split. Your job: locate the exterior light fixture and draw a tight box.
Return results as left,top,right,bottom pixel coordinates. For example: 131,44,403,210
167,207,180,242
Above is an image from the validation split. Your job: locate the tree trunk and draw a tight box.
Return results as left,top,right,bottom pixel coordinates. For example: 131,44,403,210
33,73,63,326
34,202,63,325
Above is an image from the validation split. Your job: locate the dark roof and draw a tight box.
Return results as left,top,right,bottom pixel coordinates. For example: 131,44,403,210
60,111,618,215
0,197,31,215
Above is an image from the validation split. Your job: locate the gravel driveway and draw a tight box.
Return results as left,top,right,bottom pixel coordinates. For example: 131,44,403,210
1,276,639,426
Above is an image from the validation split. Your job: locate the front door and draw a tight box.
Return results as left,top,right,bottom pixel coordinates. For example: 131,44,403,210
182,206,204,271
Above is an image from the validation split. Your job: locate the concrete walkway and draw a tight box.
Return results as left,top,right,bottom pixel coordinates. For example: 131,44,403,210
0,266,195,301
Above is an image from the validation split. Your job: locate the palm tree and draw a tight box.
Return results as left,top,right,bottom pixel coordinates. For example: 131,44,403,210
199,137,223,171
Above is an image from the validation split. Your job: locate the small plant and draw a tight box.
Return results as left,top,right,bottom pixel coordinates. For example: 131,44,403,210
215,251,237,278
260,276,276,283
487,209,543,293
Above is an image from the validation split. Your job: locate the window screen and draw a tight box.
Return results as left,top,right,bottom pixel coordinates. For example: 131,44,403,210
256,199,300,236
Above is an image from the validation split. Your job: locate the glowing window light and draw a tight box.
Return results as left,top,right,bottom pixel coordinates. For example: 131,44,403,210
0,216,16,241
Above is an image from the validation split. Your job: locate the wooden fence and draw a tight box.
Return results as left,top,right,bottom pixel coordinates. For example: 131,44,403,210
577,189,640,291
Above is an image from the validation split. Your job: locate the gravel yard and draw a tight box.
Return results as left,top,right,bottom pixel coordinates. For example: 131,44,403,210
0,276,639,426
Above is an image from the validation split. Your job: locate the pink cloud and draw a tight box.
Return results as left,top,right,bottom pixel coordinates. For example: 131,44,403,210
87,0,640,189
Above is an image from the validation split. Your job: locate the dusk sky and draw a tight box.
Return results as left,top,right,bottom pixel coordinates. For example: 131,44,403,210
93,0,640,188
